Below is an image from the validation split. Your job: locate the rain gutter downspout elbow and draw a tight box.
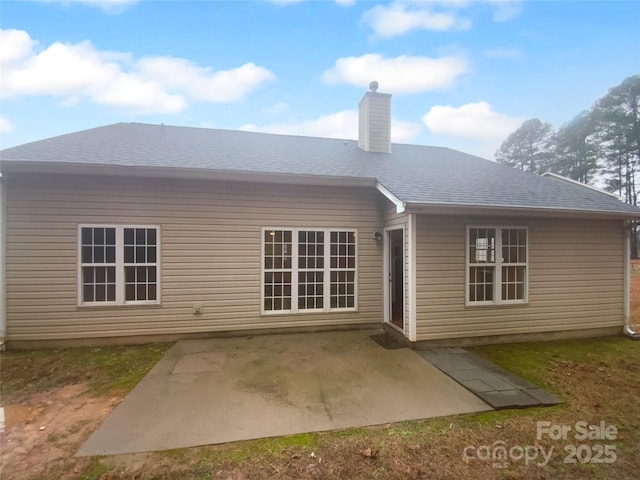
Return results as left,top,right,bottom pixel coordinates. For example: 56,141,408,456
624,324,640,338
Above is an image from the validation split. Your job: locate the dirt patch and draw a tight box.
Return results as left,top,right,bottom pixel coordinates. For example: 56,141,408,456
1,280,639,480
1,383,121,480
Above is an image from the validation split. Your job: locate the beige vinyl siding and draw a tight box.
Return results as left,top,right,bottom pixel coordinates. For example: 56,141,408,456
383,201,407,229
383,201,411,336
358,93,391,153
415,215,624,340
6,174,383,341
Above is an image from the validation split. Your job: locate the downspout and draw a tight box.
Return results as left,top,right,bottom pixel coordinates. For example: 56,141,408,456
623,221,640,339
0,172,6,350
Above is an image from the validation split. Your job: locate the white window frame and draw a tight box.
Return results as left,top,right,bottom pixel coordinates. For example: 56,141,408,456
261,227,358,315
297,230,326,311
78,224,161,306
465,225,528,306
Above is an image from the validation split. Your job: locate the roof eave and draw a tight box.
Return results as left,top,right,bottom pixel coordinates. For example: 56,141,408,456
4,160,638,219
376,182,406,213
404,202,640,220
542,172,622,199
0,160,376,188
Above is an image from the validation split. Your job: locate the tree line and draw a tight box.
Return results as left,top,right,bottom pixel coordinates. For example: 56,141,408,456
495,74,640,207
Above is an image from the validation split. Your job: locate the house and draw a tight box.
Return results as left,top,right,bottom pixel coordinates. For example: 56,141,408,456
1,85,639,348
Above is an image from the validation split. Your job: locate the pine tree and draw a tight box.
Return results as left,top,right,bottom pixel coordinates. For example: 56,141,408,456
495,119,554,174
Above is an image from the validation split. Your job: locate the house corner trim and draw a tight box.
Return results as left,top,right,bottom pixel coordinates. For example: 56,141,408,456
376,183,405,213
623,222,639,338
408,214,417,342
0,173,6,349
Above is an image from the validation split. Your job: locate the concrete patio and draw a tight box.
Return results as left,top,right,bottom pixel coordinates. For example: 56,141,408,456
77,330,490,456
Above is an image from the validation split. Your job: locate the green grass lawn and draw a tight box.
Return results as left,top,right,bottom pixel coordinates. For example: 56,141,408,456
1,336,638,480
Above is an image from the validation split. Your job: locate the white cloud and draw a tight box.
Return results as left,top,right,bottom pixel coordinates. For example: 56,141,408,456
422,101,522,139
240,109,421,143
487,0,523,22
1,35,184,114
241,110,357,139
0,29,35,66
362,2,471,37
0,115,15,133
323,53,468,93
267,102,290,116
390,118,423,143
37,0,140,13
4,41,120,97
93,73,186,113
0,29,275,114
362,1,522,37
136,57,275,103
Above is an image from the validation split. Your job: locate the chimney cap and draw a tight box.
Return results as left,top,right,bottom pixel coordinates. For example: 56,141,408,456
369,81,379,92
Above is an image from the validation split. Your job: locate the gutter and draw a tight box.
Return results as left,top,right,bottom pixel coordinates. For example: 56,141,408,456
404,201,640,221
542,172,621,199
623,221,640,339
0,172,5,349
0,160,377,189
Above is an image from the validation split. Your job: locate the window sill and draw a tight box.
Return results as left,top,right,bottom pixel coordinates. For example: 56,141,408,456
261,307,358,316
77,302,161,309
465,301,529,308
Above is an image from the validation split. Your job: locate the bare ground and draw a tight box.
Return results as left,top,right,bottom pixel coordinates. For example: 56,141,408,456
1,273,640,479
1,385,119,480
1,343,169,479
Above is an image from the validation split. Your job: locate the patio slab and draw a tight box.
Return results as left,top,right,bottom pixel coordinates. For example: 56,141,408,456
77,330,490,456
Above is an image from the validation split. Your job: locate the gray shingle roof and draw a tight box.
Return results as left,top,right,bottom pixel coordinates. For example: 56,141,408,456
2,122,638,217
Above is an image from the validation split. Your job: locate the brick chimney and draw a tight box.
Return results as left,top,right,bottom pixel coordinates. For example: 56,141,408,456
358,81,391,153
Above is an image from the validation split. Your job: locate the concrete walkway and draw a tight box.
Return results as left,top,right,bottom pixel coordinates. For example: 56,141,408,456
77,330,489,456
418,348,562,409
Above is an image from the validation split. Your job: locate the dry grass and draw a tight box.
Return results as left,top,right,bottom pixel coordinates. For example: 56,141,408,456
0,344,170,480
1,343,170,403
2,276,640,479
94,337,640,480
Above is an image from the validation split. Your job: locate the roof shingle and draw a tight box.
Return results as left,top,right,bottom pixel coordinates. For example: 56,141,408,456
2,122,638,216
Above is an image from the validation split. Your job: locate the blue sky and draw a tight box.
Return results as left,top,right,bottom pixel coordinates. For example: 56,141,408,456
1,0,638,158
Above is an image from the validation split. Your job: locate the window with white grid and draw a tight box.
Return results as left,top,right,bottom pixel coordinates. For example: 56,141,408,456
467,226,527,305
79,225,160,305
468,228,496,303
263,230,293,311
501,228,527,301
330,231,356,309
298,230,324,310
262,228,357,314
80,227,117,303
124,228,158,302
